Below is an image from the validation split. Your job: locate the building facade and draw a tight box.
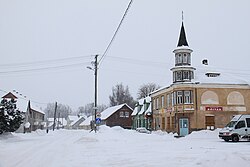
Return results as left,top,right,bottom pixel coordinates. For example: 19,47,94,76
132,96,152,130
151,21,250,136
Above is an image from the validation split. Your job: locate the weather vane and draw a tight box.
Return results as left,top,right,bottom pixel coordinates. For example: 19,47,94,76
182,11,184,21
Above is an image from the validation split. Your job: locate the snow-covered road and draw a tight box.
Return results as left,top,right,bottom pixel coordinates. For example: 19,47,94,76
0,126,250,167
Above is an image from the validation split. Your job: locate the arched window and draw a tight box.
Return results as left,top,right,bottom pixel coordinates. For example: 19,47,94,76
183,54,187,64
187,54,191,65
201,91,219,104
178,54,182,64
183,71,190,80
227,91,244,105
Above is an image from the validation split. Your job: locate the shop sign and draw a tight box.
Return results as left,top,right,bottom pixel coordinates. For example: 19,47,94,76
205,106,223,111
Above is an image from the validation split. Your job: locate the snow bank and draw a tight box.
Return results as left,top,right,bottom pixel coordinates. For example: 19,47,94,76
1,128,250,167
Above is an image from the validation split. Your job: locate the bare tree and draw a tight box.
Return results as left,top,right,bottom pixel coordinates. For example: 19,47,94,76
77,103,108,117
44,103,72,118
109,83,136,108
137,83,160,99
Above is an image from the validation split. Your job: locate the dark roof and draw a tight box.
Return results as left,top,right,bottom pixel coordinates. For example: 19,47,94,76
177,22,189,47
2,92,18,99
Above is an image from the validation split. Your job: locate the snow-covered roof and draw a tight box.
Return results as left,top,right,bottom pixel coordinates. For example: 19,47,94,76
131,106,138,116
68,115,80,125
193,65,249,85
145,103,152,115
0,90,45,114
138,99,144,105
132,96,151,116
101,104,132,120
145,96,151,103
16,98,28,112
138,105,145,115
72,116,85,126
31,104,45,115
80,116,93,126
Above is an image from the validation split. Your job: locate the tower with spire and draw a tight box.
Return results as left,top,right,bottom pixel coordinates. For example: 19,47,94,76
171,18,196,83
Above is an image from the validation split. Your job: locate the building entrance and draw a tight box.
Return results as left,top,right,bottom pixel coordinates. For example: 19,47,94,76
179,118,189,136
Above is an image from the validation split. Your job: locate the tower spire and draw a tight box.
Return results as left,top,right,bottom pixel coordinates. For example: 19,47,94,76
182,11,184,22
177,12,189,47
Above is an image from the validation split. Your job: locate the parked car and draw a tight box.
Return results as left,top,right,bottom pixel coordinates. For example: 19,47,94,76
136,127,151,134
219,115,250,142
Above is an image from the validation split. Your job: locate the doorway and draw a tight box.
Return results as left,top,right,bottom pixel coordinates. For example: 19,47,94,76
179,118,189,136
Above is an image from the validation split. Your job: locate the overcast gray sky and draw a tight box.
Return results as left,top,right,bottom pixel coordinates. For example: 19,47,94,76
0,0,250,110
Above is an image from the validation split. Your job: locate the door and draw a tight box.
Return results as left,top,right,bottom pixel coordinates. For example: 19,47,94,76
205,116,215,130
179,118,189,136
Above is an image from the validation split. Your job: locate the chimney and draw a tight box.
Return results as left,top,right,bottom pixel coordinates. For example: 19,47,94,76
202,59,208,65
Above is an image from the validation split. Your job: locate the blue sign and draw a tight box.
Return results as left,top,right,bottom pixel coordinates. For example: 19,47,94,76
96,118,101,124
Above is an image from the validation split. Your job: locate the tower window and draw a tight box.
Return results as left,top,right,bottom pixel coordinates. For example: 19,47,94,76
178,54,182,64
183,71,190,80
187,54,191,64
183,54,187,63
176,71,182,81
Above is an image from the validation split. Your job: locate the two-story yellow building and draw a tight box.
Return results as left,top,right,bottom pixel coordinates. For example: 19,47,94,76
151,21,250,136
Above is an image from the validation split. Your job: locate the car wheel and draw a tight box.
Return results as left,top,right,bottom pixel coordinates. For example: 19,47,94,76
232,135,239,142
224,139,229,142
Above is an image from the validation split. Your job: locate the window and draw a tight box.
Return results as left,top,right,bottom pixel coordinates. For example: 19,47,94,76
227,91,245,105
120,111,124,117
184,91,192,104
167,94,170,107
190,71,194,79
178,54,182,64
156,98,159,109
153,99,156,110
246,118,250,128
183,54,187,63
177,91,183,104
176,71,182,81
125,112,129,118
183,71,189,80
187,54,191,64
201,91,219,104
161,95,165,108
235,120,246,129
172,92,176,105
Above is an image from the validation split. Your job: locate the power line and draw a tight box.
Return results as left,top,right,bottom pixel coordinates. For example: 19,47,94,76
0,55,92,68
0,62,90,75
98,0,133,67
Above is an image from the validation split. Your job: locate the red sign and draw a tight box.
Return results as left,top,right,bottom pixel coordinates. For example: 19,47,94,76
205,106,223,111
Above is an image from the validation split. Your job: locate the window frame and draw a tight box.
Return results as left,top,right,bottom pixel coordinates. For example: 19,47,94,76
177,91,183,104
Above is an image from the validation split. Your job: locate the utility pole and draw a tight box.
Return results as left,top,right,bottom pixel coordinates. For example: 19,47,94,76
94,55,98,132
53,102,57,131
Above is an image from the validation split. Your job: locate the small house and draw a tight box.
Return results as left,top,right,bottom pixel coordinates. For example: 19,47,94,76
100,103,133,129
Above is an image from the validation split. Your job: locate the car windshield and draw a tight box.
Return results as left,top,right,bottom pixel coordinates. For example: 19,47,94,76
225,121,237,128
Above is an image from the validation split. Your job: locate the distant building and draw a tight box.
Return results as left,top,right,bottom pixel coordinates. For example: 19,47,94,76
132,96,152,130
80,103,133,129
66,115,85,129
46,117,67,129
1,91,45,133
100,104,133,129
150,20,250,136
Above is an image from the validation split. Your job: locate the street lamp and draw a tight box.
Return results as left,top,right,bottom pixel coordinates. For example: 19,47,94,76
87,55,98,132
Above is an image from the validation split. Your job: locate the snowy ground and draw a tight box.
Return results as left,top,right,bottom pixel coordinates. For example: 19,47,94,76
0,126,250,167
